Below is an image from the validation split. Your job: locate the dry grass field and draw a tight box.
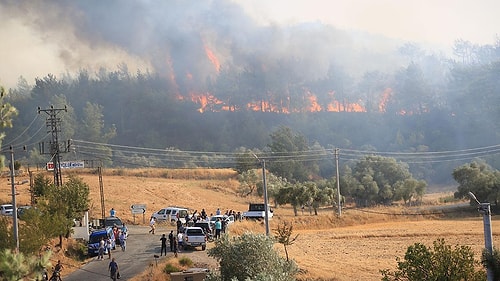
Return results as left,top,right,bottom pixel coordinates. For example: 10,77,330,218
1,168,499,281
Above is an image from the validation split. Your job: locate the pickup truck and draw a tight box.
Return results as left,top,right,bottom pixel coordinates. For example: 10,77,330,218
243,203,273,220
182,226,207,250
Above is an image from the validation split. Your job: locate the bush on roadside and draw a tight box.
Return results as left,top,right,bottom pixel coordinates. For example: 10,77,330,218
178,256,193,267
208,233,298,281
163,263,182,274
380,238,485,281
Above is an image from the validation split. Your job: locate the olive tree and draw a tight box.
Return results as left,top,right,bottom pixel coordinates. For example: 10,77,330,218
207,233,298,281
453,161,500,204
381,238,485,281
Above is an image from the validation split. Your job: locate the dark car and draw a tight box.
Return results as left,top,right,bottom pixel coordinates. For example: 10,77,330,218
194,221,212,235
101,216,123,228
87,228,115,256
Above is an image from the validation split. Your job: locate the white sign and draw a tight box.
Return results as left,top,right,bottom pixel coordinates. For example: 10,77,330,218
46,161,85,171
131,208,146,214
131,204,146,210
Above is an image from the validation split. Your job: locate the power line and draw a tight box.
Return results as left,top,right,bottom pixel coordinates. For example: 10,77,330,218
71,138,500,167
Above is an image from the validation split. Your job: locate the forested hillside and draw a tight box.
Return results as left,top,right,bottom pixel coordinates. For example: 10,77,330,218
2,2,500,186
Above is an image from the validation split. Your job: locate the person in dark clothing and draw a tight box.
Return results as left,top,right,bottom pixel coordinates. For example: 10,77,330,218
160,234,167,256
176,219,183,233
109,258,119,281
168,230,174,252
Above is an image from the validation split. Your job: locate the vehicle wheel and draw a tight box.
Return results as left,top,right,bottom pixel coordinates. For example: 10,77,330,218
202,245,206,251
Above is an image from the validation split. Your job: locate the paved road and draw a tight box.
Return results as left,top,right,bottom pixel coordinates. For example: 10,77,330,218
65,224,176,281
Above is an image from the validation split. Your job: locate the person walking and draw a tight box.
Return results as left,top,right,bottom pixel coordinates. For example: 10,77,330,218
50,260,63,281
149,217,156,234
168,230,174,252
160,234,167,256
108,257,119,281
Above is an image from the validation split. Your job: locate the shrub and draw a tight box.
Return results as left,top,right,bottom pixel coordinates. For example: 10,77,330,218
163,263,182,274
208,232,298,281
380,238,485,281
65,240,88,261
178,256,193,267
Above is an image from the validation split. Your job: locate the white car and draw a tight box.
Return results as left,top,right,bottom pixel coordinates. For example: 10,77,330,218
151,207,189,223
209,215,234,229
0,204,14,216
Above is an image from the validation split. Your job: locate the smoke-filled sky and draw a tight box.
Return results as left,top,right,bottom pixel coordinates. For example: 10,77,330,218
234,0,499,46
1,0,498,89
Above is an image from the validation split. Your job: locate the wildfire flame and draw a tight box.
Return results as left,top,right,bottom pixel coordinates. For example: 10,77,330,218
204,45,221,73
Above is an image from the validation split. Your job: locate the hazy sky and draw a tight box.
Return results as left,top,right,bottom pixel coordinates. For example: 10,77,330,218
1,0,498,89
232,0,499,47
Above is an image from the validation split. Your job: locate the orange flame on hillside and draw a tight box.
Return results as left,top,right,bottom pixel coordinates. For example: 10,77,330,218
189,92,226,113
307,93,322,112
378,88,392,112
204,45,221,73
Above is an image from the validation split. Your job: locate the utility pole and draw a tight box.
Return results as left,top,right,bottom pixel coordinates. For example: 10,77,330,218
9,146,19,252
252,153,270,236
469,192,494,281
38,106,68,186
98,165,105,219
335,148,342,216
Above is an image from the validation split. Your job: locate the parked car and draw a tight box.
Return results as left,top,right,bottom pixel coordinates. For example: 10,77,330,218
208,215,234,229
242,203,273,220
87,228,116,256
151,207,189,223
102,216,123,228
182,226,207,250
17,205,33,219
0,204,14,216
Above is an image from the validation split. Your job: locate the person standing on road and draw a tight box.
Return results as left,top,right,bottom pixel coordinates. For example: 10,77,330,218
215,218,222,239
110,208,116,217
149,217,156,234
106,238,112,259
119,231,127,251
177,231,183,251
108,257,119,281
98,237,105,260
168,230,174,252
160,234,167,256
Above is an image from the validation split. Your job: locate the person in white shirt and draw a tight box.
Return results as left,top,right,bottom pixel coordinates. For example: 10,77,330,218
149,217,156,234
177,232,183,251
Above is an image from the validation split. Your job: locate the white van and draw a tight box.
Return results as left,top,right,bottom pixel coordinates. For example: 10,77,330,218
151,207,189,223
0,204,14,216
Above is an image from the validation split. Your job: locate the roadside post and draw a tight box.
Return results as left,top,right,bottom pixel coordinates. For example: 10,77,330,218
468,192,493,281
131,204,147,224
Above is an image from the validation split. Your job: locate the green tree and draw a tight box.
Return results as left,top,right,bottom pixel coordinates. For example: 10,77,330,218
32,173,53,200
0,86,18,169
350,155,416,206
37,175,90,247
274,221,298,262
267,126,317,183
0,248,52,281
0,216,13,250
381,238,485,281
453,161,500,204
257,173,288,208
238,169,259,197
234,148,259,174
482,247,500,280
207,233,298,281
